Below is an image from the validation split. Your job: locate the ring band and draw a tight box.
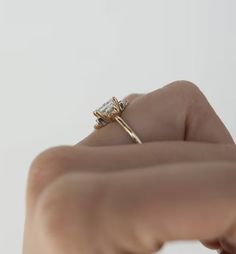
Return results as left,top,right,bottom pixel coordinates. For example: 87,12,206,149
93,97,142,144
114,116,142,144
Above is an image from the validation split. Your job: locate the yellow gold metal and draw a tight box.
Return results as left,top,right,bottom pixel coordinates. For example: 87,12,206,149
114,116,142,144
93,97,142,144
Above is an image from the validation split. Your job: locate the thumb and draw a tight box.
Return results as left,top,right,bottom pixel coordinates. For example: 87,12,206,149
101,162,236,253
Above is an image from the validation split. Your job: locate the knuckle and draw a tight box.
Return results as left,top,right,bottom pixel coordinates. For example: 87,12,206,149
34,173,105,251
165,80,205,104
36,177,73,229
33,178,73,251
27,145,74,197
167,80,201,94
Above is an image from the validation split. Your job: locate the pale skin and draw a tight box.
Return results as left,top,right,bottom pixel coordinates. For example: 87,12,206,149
23,81,236,254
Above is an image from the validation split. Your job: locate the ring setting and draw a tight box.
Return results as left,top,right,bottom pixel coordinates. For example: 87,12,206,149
93,97,128,129
93,97,142,144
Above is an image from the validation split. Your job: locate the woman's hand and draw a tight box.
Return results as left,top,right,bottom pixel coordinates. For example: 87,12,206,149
23,81,236,254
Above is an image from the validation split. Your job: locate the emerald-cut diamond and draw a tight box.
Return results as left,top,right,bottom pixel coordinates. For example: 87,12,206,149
93,97,128,129
98,98,115,114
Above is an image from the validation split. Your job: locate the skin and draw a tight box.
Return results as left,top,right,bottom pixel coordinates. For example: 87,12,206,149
23,81,236,254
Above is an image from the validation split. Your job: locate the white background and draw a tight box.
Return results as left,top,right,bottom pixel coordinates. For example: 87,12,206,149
0,0,236,253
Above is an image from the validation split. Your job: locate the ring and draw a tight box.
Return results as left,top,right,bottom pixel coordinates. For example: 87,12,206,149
93,97,142,144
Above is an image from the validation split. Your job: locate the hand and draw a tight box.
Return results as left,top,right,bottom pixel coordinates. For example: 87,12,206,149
23,81,236,254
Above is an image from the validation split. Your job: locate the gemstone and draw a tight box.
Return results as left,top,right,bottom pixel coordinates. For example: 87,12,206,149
98,98,115,114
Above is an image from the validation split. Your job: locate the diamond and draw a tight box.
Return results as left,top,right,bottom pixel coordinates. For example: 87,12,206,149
94,97,129,129
98,98,115,114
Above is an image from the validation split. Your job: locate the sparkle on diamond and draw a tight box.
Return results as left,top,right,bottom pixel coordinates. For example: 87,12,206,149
98,98,114,114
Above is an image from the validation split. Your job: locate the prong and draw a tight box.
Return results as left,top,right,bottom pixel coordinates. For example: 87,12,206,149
95,110,106,119
111,97,121,113
112,97,120,106
118,99,128,111
93,110,99,117
94,123,102,129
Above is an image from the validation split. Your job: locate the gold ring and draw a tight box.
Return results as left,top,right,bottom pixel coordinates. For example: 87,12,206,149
93,97,142,144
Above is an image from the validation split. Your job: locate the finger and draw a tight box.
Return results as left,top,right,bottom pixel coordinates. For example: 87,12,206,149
166,82,234,144
74,142,236,171
27,142,236,207
100,161,236,253
77,81,234,146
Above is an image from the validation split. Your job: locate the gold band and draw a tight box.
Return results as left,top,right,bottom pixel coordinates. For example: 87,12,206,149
114,116,142,144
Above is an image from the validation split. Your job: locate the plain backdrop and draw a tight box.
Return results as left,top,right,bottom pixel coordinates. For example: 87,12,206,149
0,0,236,253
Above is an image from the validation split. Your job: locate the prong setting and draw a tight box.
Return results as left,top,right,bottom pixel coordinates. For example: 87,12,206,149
93,97,128,129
